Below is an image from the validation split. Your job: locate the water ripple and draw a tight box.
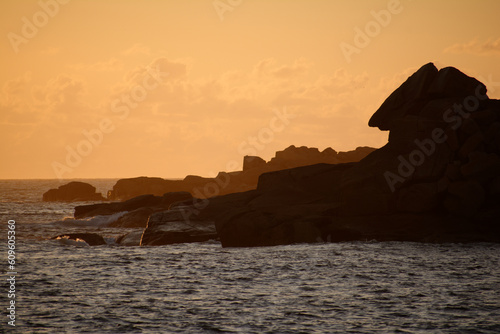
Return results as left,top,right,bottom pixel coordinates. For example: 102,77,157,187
9,242,500,333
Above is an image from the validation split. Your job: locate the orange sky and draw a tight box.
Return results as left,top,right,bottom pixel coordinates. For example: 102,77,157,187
1,0,500,179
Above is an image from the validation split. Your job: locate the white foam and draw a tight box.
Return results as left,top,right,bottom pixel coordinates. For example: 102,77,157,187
56,236,90,247
53,211,128,227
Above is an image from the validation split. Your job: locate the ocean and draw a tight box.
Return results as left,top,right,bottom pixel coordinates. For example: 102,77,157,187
1,179,500,333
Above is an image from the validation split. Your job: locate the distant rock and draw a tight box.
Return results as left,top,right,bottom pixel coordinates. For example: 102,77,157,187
337,146,378,163
108,177,183,201
106,145,376,201
243,156,266,171
43,182,104,202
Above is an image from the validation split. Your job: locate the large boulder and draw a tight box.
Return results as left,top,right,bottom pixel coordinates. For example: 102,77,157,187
369,63,439,130
368,63,488,131
341,62,491,217
427,66,487,98
43,182,104,202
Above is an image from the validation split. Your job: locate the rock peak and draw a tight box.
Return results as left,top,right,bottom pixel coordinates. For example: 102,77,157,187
369,63,487,131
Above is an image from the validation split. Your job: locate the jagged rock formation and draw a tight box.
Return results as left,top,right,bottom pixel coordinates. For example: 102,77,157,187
107,145,376,201
179,62,500,247
72,146,374,229
43,182,104,202
72,63,500,247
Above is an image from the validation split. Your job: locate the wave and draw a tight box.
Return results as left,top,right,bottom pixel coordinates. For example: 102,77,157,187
55,235,90,247
52,211,128,228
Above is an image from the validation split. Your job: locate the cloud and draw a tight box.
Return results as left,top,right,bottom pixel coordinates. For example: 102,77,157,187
32,74,85,109
444,38,500,55
0,73,37,124
252,57,312,79
0,71,102,129
121,43,152,56
68,58,124,72
2,56,403,178
271,58,311,79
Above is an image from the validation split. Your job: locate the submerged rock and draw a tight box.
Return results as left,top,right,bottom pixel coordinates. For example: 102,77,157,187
52,233,107,246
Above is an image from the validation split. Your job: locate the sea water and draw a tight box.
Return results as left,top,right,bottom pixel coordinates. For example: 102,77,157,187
1,180,499,333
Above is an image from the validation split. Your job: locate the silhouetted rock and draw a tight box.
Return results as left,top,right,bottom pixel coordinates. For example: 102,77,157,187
108,177,184,200
428,66,486,98
243,156,266,171
51,233,107,246
196,63,500,247
106,145,375,201
444,181,485,217
369,62,438,130
71,63,500,247
337,146,378,162
43,182,104,202
369,63,487,131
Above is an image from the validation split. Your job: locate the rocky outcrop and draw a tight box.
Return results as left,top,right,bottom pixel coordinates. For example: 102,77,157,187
343,63,493,218
188,63,500,247
68,63,500,247
243,156,266,171
139,208,217,246
106,146,376,201
43,182,105,202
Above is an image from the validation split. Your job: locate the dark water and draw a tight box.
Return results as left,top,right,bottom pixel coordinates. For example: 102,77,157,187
1,180,500,333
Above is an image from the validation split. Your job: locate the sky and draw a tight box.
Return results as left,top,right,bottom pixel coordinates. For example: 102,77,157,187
1,0,500,180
